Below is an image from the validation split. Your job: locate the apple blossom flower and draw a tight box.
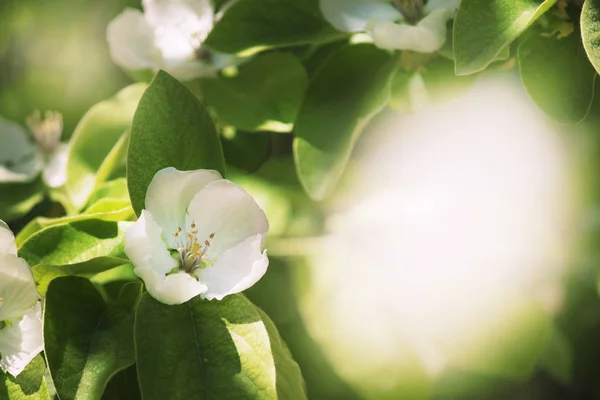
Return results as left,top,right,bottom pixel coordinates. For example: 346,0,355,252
0,111,68,188
0,220,44,377
320,0,461,53
124,167,269,305
107,0,236,81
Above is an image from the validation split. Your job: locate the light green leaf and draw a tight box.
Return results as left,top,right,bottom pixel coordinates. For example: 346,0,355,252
18,219,131,266
201,53,308,132
0,356,49,400
0,179,44,223
294,44,397,200
582,0,600,75
453,0,557,75
205,0,342,56
134,293,306,400
44,277,142,400
66,83,147,210
127,71,226,216
32,256,130,296
87,178,130,206
518,29,596,124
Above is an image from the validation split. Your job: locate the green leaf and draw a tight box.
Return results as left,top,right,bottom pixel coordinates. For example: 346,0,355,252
294,44,397,200
66,83,147,210
453,0,557,75
0,179,44,223
44,277,142,400
127,71,226,216
582,0,600,75
221,131,272,174
87,178,130,206
134,293,306,400
201,53,308,132
101,366,141,400
538,326,573,385
518,30,596,124
18,219,131,267
32,256,130,296
205,0,342,55
0,356,49,400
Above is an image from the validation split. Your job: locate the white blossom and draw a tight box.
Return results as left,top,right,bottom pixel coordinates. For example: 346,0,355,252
0,111,67,188
107,0,235,81
320,0,461,53
0,220,44,377
124,167,269,305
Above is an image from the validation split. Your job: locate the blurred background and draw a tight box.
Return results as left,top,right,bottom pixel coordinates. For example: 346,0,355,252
3,0,600,399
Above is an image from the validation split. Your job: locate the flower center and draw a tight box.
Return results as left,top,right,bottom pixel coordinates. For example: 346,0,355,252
172,221,216,275
392,0,424,24
26,110,63,154
0,297,6,330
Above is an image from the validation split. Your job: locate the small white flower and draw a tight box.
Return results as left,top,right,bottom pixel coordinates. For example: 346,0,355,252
320,0,461,53
124,167,269,305
0,111,67,188
107,0,235,81
0,220,44,377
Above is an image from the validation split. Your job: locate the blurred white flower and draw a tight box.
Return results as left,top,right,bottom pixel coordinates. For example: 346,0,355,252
0,111,67,188
320,0,460,53
107,0,235,81
0,220,44,378
125,167,269,305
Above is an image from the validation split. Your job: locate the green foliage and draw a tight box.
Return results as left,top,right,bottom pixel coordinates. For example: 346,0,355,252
66,84,146,211
127,71,226,216
134,293,306,399
201,53,308,132
294,44,398,200
0,179,44,223
582,0,600,75
453,0,557,75
205,0,341,55
44,277,142,400
518,29,596,124
221,131,272,174
0,356,49,400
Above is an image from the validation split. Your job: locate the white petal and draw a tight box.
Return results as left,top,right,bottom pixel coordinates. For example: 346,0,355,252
162,60,215,81
145,167,223,246
0,220,17,257
320,0,402,33
198,234,268,301
0,116,42,183
124,210,177,276
0,303,43,377
143,0,214,65
42,142,68,188
0,255,38,322
135,267,207,305
106,8,160,71
424,0,461,14
370,8,450,52
186,180,269,258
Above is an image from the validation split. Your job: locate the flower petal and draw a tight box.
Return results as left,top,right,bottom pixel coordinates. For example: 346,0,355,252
198,234,268,301
0,303,43,377
0,220,17,257
0,255,39,322
186,179,269,258
369,8,450,52
124,210,177,276
145,167,223,246
320,0,402,33
106,8,160,71
135,267,207,305
43,142,68,188
0,116,42,183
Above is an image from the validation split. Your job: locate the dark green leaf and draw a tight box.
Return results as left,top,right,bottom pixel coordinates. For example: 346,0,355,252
127,71,225,216
518,30,596,124
101,366,141,400
453,0,557,75
294,44,397,200
582,0,600,74
201,53,308,132
44,278,142,400
221,131,272,174
135,293,306,400
0,179,44,223
205,0,342,55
